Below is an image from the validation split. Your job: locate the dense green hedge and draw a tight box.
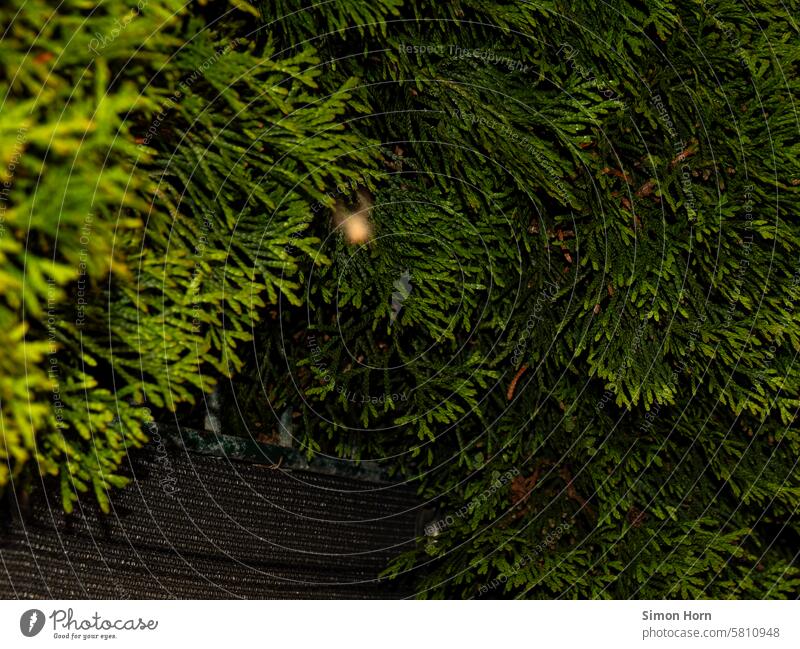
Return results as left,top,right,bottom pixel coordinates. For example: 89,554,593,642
2,0,799,598
243,0,800,598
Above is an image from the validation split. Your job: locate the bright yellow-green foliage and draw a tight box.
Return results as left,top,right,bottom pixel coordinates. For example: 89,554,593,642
0,0,372,511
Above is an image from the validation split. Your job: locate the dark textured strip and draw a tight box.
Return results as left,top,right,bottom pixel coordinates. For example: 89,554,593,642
0,448,422,599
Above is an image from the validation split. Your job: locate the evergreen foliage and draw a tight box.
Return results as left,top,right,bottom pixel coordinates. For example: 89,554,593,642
243,0,800,598
2,0,799,598
1,0,368,511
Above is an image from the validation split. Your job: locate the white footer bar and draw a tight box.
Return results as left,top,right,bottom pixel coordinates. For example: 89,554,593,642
1,600,796,648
